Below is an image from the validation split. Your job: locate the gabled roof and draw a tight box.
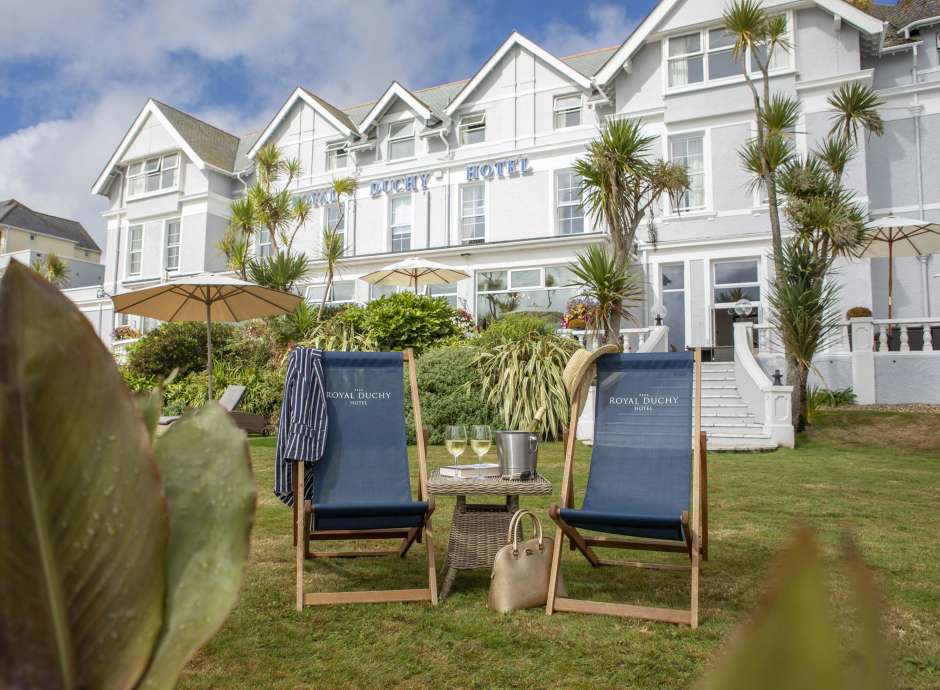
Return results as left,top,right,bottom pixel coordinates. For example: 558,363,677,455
245,87,358,160
868,0,940,48
92,99,240,195
594,0,886,85
0,199,101,253
444,31,593,117
357,81,435,132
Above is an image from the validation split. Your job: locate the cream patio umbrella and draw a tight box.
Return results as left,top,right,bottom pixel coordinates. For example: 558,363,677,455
858,215,940,320
360,256,469,294
112,273,301,398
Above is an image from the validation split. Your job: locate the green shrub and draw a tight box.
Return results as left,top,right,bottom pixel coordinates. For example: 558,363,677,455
126,322,236,379
404,346,499,444
807,386,857,423
163,359,285,421
361,293,460,354
120,367,158,392
475,332,579,440
476,312,553,348
301,305,374,351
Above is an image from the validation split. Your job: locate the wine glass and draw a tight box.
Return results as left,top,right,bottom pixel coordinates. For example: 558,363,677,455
445,425,467,468
470,425,492,464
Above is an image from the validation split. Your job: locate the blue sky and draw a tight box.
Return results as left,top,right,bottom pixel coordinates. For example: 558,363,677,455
0,0,658,245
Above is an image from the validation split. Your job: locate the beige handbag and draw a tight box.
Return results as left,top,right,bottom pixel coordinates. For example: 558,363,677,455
488,509,565,613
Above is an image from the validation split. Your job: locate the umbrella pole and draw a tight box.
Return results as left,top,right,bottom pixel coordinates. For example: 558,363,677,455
206,300,213,401
888,239,894,324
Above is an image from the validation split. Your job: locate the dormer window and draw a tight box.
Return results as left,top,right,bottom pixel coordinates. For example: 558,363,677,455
325,141,348,171
459,113,486,145
388,120,415,160
127,153,179,197
553,95,582,129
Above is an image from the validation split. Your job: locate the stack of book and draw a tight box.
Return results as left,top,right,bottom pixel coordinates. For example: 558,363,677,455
439,463,500,479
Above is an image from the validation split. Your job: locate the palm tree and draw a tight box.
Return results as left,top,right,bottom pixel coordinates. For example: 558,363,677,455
724,0,794,275
574,118,689,344
568,245,642,344
31,252,70,287
317,227,345,319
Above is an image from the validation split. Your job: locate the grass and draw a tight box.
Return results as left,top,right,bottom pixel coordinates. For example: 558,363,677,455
179,410,940,689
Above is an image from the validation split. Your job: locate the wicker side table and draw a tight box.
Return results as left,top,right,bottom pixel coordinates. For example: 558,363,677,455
427,470,553,600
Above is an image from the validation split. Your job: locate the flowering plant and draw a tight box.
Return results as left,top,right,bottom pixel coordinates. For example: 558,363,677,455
112,325,141,341
562,296,598,328
453,308,477,335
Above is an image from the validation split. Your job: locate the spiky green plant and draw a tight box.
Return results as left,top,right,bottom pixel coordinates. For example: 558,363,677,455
574,118,689,343
828,82,885,145
247,252,310,293
30,252,70,287
567,244,642,344
769,239,843,431
475,332,579,439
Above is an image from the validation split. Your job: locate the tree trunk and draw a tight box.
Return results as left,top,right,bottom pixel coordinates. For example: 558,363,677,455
607,298,623,347
788,355,809,433
318,268,333,320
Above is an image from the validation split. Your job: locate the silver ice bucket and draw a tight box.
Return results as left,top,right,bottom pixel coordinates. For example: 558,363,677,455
495,431,539,480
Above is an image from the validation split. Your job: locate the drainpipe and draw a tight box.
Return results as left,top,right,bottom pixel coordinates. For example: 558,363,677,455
109,169,125,335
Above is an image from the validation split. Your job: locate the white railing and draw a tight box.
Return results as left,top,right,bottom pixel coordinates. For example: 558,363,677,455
563,326,656,352
734,322,794,448
111,337,140,365
756,318,940,355
872,318,939,352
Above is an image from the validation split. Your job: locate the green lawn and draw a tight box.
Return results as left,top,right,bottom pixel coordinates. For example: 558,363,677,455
179,410,940,689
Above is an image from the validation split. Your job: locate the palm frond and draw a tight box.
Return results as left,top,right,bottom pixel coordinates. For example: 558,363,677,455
567,244,642,341
813,135,855,180
762,94,800,135
722,0,767,61
828,82,885,144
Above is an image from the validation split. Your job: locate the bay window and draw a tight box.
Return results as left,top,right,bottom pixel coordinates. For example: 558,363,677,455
254,228,272,258
669,133,706,211
388,120,415,160
306,280,355,305
666,16,790,90
475,265,578,328
127,153,179,197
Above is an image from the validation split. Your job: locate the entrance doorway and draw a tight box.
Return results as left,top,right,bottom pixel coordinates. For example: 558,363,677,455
711,259,761,361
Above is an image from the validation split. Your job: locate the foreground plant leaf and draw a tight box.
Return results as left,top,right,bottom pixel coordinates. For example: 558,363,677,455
0,262,168,689
697,528,846,690
137,402,255,690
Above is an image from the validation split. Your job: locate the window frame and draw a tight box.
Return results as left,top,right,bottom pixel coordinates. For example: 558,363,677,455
460,182,486,245
664,13,792,93
711,258,761,307
553,94,582,129
164,218,181,272
474,264,579,326
127,224,143,276
669,131,707,213
253,228,273,258
126,152,180,199
387,119,416,161
306,279,356,306
325,141,348,171
459,112,486,145
388,194,412,253
555,169,586,235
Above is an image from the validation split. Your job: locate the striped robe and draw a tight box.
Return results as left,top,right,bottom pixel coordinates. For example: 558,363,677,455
274,347,328,507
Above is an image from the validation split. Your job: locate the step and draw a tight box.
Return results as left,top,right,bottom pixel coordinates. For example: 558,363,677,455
703,426,767,437
701,363,735,371
700,402,749,410
708,438,779,452
700,372,737,381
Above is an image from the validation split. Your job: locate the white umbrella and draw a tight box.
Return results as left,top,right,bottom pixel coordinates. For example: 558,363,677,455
858,215,940,320
360,256,469,294
112,273,301,398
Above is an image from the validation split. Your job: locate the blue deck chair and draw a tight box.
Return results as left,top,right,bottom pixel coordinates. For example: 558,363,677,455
291,350,437,608
546,350,708,627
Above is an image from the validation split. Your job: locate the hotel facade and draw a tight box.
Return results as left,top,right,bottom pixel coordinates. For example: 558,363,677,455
79,0,940,416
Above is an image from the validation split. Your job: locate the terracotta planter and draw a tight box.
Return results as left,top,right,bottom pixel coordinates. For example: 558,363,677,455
567,318,586,329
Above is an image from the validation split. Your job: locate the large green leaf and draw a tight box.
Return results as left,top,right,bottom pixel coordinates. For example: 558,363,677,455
697,529,846,690
0,262,168,689
137,402,255,690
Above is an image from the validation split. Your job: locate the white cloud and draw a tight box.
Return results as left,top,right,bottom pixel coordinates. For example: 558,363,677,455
541,4,638,57
0,0,482,247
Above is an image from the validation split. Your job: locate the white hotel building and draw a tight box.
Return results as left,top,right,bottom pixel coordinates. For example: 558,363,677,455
78,0,940,445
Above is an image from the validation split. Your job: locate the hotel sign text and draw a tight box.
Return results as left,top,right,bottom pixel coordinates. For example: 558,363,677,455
467,157,530,181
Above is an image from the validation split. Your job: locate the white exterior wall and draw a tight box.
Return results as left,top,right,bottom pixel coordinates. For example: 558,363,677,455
88,0,940,359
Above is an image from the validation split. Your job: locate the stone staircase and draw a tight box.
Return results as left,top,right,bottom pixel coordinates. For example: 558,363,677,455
698,362,778,451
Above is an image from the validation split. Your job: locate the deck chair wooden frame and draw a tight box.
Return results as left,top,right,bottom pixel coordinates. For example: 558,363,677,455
546,348,709,628
291,349,437,609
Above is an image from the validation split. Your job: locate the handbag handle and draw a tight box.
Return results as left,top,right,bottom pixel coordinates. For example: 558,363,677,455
506,509,544,555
